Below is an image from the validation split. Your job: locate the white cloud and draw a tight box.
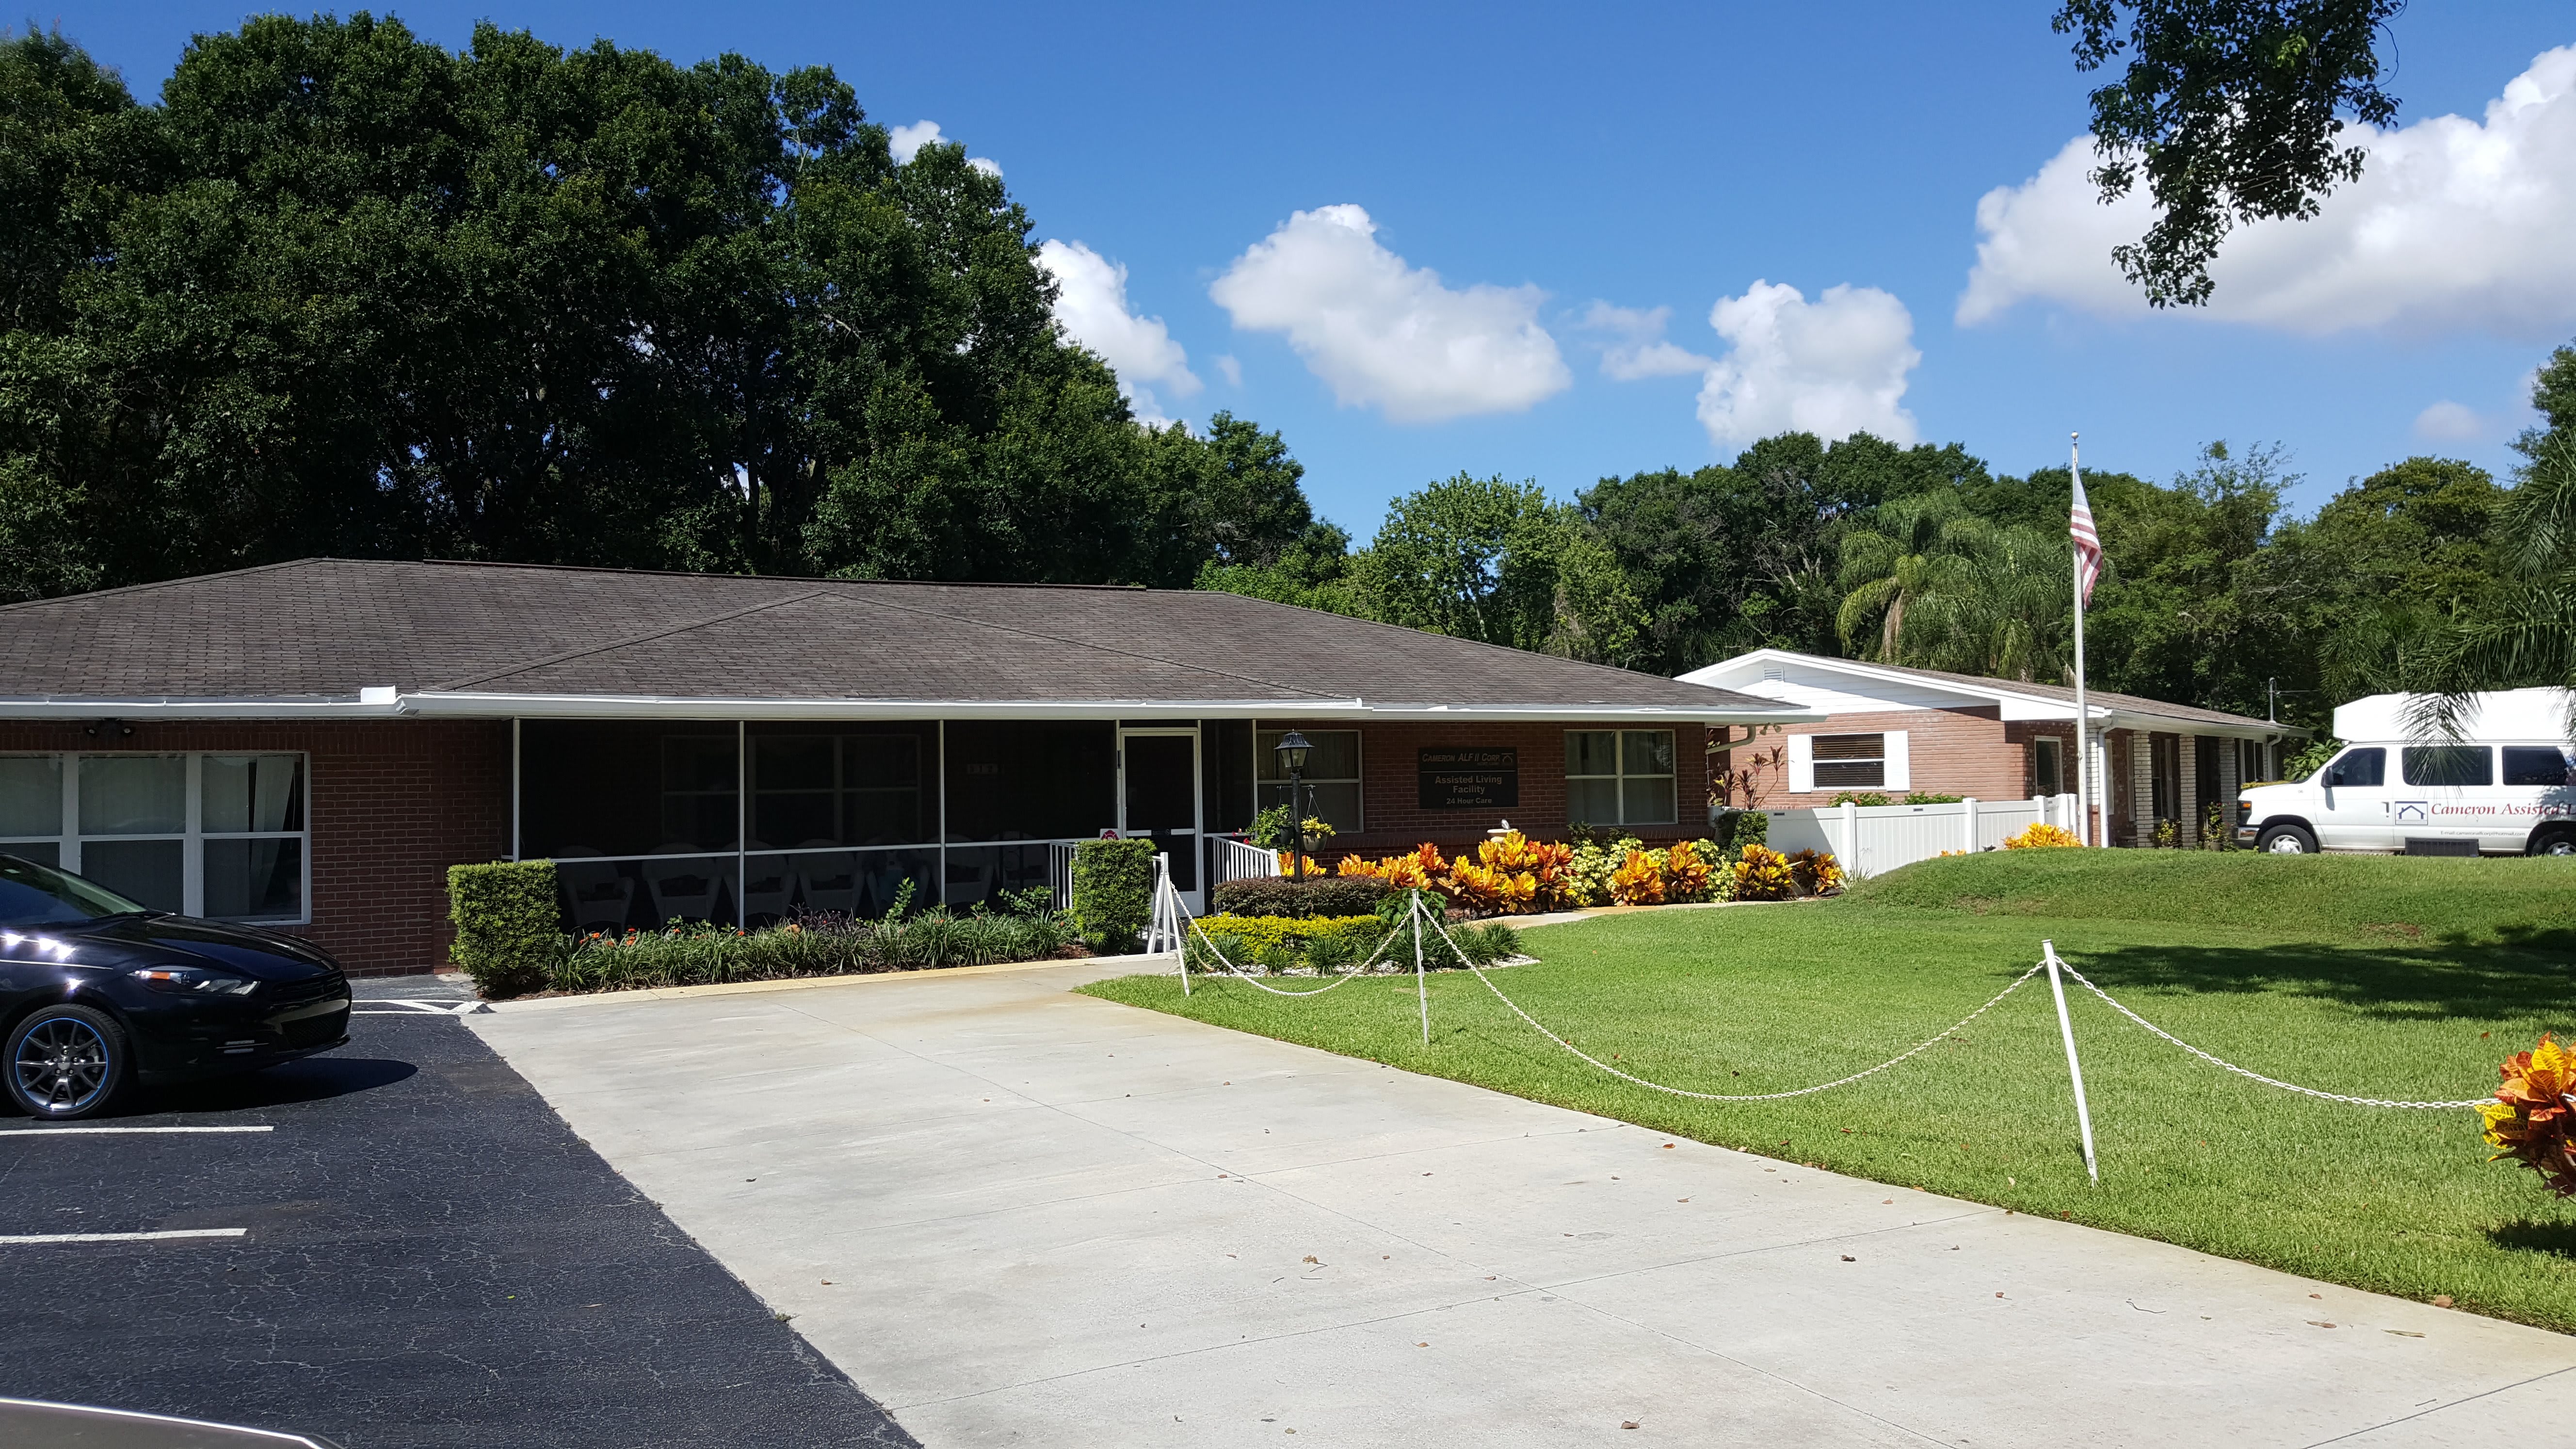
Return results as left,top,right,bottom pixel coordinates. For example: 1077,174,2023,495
1579,302,1715,380
1036,240,1200,421
1694,281,1921,448
1960,46,2576,335
1208,204,1569,423
1213,354,1242,387
2414,401,2488,442
887,119,1001,177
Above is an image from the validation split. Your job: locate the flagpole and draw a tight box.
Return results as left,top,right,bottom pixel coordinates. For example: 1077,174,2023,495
2070,432,2091,847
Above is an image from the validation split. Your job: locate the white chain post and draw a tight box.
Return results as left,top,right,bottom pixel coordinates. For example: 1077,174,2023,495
1413,893,1430,1046
2043,941,2101,1185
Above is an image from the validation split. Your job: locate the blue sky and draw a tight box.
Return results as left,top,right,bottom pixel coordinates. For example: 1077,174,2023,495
52,1,2576,533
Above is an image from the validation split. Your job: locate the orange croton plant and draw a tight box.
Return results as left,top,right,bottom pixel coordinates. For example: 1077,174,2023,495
2480,1034,2576,1197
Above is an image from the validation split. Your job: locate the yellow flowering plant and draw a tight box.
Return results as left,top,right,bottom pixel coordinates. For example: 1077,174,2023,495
2004,822,2082,849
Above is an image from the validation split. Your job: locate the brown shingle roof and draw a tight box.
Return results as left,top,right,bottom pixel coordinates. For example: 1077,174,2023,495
0,559,1794,717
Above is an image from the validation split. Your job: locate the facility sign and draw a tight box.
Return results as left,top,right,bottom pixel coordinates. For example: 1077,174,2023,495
1418,746,1518,811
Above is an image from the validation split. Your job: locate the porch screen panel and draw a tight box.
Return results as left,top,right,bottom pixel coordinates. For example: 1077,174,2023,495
0,755,63,866
942,722,1115,842
747,724,935,848
519,721,741,859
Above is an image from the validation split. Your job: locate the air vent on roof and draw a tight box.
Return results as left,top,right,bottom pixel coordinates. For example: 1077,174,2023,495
1761,665,1786,682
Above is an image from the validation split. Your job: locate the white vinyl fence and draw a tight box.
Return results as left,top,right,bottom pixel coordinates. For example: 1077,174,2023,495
1765,794,2080,880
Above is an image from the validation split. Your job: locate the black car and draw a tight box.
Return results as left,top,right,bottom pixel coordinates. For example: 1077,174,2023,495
0,854,352,1120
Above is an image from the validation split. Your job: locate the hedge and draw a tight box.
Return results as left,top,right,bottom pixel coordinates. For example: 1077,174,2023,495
1209,875,1395,918
1071,837,1159,951
447,860,562,998
1186,911,1521,975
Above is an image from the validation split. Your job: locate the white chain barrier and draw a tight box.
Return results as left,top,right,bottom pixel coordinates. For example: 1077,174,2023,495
2046,953,2493,1111
1157,878,2496,1116
1166,875,1410,998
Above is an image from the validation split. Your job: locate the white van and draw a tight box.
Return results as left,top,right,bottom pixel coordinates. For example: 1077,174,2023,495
2237,689,2576,856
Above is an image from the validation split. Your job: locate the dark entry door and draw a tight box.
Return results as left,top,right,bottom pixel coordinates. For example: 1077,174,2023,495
1119,730,1201,906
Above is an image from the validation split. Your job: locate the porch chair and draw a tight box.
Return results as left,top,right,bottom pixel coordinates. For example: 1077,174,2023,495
552,848,635,934
794,844,860,917
642,844,724,925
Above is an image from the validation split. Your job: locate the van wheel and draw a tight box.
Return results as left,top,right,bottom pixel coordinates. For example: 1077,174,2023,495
2257,824,2318,855
2529,830,2576,857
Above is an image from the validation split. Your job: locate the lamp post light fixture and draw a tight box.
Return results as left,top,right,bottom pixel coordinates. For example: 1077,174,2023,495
1275,731,1313,879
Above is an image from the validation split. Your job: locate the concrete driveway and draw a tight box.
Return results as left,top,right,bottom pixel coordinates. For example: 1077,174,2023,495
471,960,2576,1448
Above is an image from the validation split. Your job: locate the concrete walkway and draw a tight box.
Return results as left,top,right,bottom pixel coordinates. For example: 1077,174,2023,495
470,962,2575,1448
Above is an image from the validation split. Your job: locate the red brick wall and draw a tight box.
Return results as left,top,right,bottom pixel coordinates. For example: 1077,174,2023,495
1741,706,2052,810
1256,719,1711,854
0,721,510,975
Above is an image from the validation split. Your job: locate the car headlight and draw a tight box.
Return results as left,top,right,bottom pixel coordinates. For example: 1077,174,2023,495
132,967,258,996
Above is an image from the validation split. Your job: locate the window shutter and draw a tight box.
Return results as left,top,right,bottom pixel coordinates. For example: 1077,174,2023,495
1787,733,1814,794
1883,731,1911,790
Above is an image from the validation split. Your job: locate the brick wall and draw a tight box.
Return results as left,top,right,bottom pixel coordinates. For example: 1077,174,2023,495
0,720,510,975
1745,706,2049,811
1256,719,1710,854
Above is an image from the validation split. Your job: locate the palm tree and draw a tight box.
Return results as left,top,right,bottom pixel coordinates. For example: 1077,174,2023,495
2410,436,2576,737
1834,493,1968,660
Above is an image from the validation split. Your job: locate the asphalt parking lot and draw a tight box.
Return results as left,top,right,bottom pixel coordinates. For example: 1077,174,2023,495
0,983,918,1449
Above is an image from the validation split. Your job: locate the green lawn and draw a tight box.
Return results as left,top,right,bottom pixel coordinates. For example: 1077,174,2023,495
1082,851,2576,1333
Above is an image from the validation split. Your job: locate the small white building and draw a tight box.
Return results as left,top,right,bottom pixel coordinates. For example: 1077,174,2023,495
1678,650,2301,847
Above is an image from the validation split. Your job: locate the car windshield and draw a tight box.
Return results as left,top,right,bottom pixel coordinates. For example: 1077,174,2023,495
0,854,150,926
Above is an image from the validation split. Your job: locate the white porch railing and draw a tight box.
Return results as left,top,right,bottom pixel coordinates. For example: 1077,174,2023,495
1047,841,1081,909
1215,835,1284,886
1765,794,2080,880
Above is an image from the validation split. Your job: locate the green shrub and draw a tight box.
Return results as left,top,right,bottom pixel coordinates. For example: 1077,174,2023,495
1208,875,1395,918
1071,837,1159,950
1728,810,1768,850
1901,792,1964,805
1829,791,1893,807
447,860,563,998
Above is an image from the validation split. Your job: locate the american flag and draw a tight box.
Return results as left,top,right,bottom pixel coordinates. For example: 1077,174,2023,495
2070,470,2102,605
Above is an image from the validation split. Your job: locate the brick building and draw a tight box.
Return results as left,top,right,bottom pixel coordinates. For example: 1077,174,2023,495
1676,650,2298,847
0,560,1814,974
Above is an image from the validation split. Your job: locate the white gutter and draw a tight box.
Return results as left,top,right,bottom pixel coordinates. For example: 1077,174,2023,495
399,691,1826,725
0,689,1823,727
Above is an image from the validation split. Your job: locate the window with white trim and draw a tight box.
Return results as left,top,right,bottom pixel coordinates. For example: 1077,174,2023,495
1811,734,1886,789
2029,736,2065,797
0,753,309,922
1565,730,1676,825
1255,729,1363,835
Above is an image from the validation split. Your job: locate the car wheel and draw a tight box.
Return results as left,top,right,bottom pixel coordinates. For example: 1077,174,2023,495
6,1004,129,1120
2530,831,2576,857
2257,824,2318,855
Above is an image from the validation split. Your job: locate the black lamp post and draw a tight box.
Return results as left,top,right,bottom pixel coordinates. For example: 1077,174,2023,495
1275,731,1313,877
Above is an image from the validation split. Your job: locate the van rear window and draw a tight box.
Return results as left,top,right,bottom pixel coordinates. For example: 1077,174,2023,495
2501,746,2574,787
2402,746,2493,787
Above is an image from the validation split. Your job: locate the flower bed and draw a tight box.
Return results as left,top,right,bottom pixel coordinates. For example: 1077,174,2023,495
548,904,1087,996
1328,830,1842,915
1184,909,1522,975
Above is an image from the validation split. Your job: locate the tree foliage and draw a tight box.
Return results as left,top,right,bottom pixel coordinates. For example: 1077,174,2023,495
2054,0,2404,307
0,20,1313,600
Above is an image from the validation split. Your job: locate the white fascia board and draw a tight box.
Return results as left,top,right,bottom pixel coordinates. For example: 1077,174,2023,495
402,692,1827,725
2098,709,2295,740
0,695,405,719
0,691,1827,726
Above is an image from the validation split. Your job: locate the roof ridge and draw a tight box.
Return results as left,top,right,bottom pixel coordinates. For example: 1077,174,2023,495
0,557,322,615
430,588,835,690
412,558,1158,593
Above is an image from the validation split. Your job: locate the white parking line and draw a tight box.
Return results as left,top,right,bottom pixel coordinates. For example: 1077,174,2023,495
0,1125,274,1136
354,998,489,1015
0,1228,249,1244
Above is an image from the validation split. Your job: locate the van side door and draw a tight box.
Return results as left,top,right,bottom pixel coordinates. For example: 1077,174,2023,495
2313,747,2393,851
2398,744,2492,850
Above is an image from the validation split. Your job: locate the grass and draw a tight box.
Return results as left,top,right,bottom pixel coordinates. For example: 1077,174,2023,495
1081,851,2576,1333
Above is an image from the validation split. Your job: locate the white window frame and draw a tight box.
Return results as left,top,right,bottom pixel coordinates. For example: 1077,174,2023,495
1564,729,1678,826
1255,728,1365,834
0,751,312,924
2030,736,2065,797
